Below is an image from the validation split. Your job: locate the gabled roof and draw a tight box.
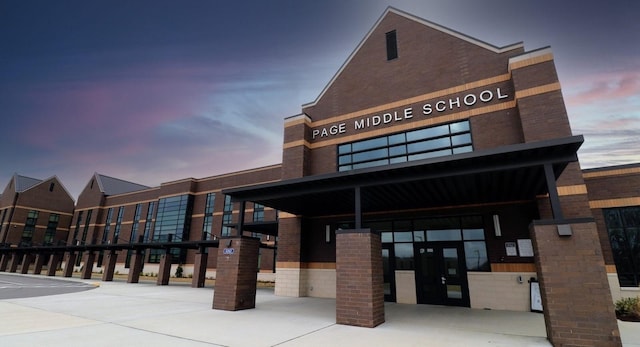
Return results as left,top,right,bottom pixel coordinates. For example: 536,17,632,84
303,7,524,108
13,174,42,192
94,173,150,196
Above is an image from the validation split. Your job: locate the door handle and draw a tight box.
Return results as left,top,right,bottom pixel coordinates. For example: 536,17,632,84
441,276,446,284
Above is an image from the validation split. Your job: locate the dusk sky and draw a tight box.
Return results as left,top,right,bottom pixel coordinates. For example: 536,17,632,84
1,0,638,199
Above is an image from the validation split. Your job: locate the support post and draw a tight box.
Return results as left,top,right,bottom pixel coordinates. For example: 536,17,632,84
33,253,47,274
63,252,76,277
530,220,621,346
80,252,95,279
8,252,21,272
336,229,384,328
127,250,144,283
192,247,208,288
20,253,34,274
213,236,260,311
102,250,118,281
0,253,9,271
47,253,62,276
157,252,173,285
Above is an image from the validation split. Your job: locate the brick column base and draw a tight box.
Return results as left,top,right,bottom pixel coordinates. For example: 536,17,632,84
336,229,384,328
0,254,9,271
33,253,47,274
20,253,34,274
127,250,144,283
102,251,118,281
157,253,173,285
192,251,208,288
47,253,62,276
80,252,95,279
213,236,260,311
531,220,621,347
63,252,76,277
8,253,21,272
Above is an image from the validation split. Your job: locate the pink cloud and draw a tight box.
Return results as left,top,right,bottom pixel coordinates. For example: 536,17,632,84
564,68,640,107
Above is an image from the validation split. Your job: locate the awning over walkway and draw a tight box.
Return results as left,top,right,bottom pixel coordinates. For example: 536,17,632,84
223,136,583,217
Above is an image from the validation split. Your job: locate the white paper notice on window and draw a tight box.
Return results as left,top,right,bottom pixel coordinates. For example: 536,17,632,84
505,242,518,256
517,239,534,257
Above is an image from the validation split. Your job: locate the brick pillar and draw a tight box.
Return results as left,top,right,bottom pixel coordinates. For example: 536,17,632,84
157,253,173,285
213,236,260,311
530,220,621,347
80,252,96,279
63,252,76,277
102,250,118,281
33,253,47,274
20,253,34,274
274,214,305,297
0,253,9,271
336,229,384,328
127,250,144,283
192,251,208,288
47,253,62,276
8,253,21,272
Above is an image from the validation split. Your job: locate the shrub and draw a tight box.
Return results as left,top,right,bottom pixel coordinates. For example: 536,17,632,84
615,296,640,321
175,265,184,278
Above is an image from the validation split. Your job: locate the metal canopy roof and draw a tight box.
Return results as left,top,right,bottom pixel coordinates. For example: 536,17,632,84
223,136,583,217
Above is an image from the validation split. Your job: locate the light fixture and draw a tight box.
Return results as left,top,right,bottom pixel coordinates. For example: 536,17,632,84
325,225,331,243
493,214,502,237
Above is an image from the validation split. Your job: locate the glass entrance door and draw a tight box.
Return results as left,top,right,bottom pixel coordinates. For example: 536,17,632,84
414,242,469,306
382,244,396,302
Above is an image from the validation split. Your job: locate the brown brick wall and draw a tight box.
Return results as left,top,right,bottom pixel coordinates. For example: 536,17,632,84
585,172,640,201
530,221,621,346
303,12,522,121
516,91,572,143
470,108,523,150
212,237,260,311
276,216,302,263
336,230,384,327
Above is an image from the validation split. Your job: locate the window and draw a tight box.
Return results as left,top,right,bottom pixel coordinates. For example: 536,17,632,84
44,214,59,246
113,207,124,243
73,211,83,243
130,204,142,243
386,30,398,60
149,195,194,263
604,207,640,286
143,201,156,242
202,193,216,239
338,120,472,171
20,210,38,246
102,208,114,244
221,195,233,237
253,203,264,222
80,209,92,244
368,215,489,272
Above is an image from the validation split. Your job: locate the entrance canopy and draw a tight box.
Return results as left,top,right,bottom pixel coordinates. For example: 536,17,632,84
223,136,583,218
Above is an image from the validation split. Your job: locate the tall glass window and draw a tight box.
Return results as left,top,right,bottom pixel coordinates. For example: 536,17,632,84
143,201,156,242
253,203,264,222
113,207,124,243
73,211,83,243
338,120,472,171
102,208,114,244
20,210,38,246
202,193,216,239
221,195,233,237
149,194,194,263
81,209,92,244
604,206,640,286
44,213,59,246
130,204,142,243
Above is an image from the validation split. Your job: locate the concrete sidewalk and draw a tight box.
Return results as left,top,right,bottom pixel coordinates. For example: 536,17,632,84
0,274,637,347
